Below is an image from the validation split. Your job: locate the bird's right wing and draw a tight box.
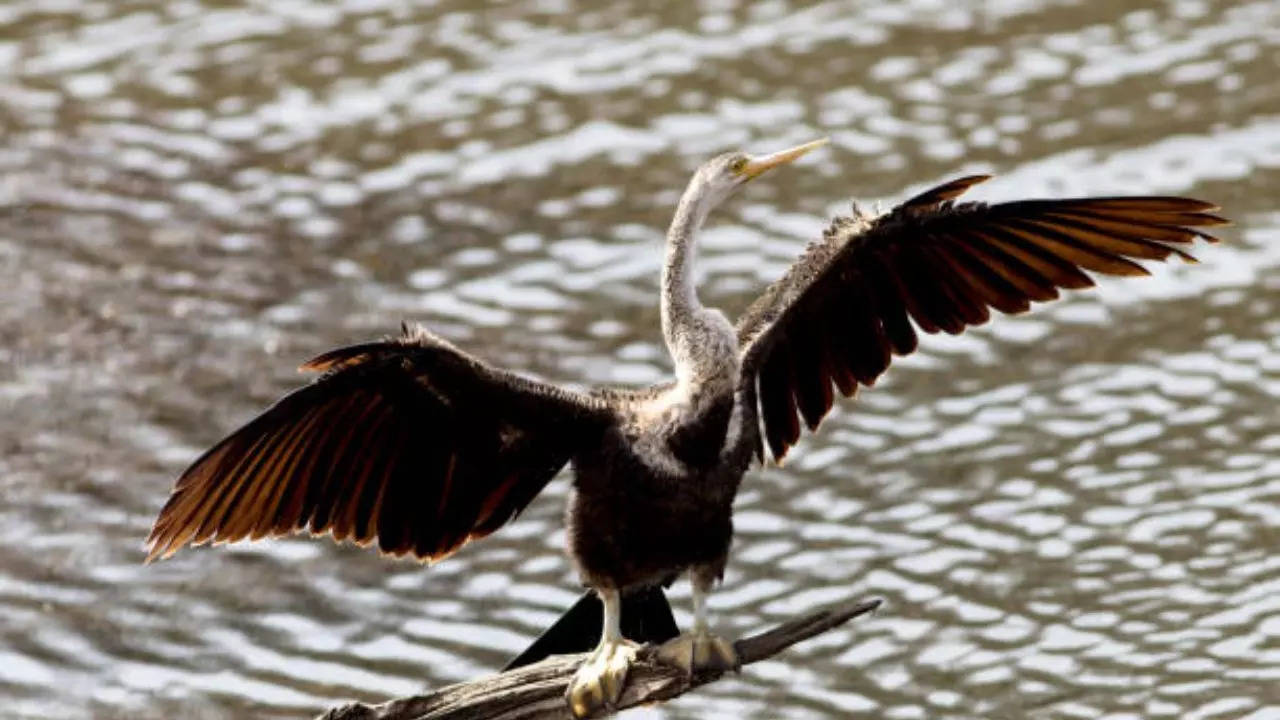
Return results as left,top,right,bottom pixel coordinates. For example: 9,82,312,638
736,175,1226,461
147,324,612,562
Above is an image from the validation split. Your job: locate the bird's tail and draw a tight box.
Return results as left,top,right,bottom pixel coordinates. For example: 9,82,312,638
503,586,678,670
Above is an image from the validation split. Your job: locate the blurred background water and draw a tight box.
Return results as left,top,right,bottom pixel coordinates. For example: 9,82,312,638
2,1,1279,718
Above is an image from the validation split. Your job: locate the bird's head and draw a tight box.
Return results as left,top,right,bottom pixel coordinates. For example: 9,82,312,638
686,137,830,212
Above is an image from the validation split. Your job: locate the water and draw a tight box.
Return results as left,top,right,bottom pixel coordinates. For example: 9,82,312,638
2,1,1279,718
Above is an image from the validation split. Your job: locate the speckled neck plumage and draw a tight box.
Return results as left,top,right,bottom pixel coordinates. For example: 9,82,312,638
661,175,738,393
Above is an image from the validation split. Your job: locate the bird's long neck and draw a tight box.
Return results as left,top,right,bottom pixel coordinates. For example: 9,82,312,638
661,184,719,388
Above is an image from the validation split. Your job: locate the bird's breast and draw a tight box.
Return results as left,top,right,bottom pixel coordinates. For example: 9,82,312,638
623,382,740,479
664,392,735,470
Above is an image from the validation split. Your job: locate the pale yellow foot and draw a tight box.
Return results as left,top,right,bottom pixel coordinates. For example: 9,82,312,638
566,638,640,718
655,628,739,675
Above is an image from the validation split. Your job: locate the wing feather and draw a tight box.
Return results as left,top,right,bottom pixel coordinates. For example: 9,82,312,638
737,178,1224,460
147,325,609,562
789,307,834,431
204,428,286,543
838,277,890,386
759,345,800,459
1000,220,1150,276
254,405,332,539
890,244,944,333
964,228,1090,293
1043,211,1211,255
863,252,918,354
939,238,1031,314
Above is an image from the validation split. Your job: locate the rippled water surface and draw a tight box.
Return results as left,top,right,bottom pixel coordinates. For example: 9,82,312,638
3,1,1280,718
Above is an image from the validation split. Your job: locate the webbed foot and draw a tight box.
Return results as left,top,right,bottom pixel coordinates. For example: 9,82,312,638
655,628,739,675
566,638,640,718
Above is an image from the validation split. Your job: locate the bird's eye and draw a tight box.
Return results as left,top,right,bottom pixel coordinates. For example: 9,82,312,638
730,157,748,174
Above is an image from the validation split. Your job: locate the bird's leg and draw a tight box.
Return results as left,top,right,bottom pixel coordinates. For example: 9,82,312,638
655,568,740,675
565,588,639,718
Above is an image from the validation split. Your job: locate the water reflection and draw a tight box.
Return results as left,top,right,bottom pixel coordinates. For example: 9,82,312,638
2,0,1279,718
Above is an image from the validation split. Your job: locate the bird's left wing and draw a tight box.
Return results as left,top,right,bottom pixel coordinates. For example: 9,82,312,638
147,324,612,562
736,175,1225,461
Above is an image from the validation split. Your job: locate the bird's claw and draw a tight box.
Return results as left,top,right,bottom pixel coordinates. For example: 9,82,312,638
655,628,739,675
566,638,639,718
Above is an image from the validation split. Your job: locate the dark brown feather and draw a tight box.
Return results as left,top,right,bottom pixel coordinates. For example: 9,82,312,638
1001,219,1150,276
1048,209,1211,250
737,177,1223,460
889,243,946,334
963,228,1088,293
828,277,887,389
789,311,834,431
1024,215,1190,261
937,237,1032,315
965,228,1064,300
850,285,892,384
862,251,918,355
251,406,328,539
1059,196,1219,213
921,243,991,328
147,328,608,562
902,174,991,209
759,344,800,460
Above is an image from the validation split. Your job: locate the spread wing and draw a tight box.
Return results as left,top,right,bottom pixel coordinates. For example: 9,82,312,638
147,324,611,562
736,175,1226,461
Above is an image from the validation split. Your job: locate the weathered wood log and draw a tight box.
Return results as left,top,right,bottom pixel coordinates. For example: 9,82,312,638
318,596,882,720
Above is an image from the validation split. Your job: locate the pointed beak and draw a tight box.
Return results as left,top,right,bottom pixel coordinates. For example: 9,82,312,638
738,137,829,180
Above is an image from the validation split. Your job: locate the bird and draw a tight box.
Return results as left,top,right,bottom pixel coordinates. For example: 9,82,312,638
146,138,1226,717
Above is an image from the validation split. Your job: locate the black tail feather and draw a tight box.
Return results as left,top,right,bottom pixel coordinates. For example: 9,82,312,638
504,586,678,670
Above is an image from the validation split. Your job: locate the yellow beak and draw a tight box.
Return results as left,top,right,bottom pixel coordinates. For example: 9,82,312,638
739,137,829,180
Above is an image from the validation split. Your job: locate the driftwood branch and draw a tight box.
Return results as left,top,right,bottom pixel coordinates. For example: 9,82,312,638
318,596,882,720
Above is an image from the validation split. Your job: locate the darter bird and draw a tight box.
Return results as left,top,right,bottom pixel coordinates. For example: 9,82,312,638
147,138,1225,716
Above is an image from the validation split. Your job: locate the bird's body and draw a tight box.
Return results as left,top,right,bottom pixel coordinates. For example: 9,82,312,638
569,379,749,594
147,138,1226,717
570,236,751,594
